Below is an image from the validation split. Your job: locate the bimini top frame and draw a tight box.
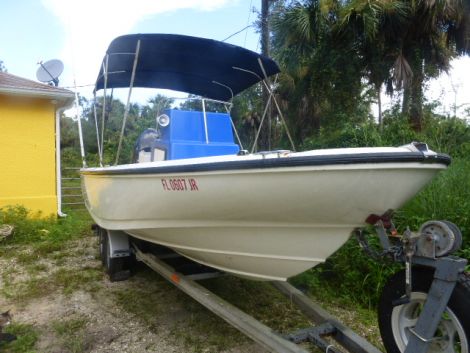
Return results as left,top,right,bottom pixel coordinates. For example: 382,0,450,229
90,33,294,166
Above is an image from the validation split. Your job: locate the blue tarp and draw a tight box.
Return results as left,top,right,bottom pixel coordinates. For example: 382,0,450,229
94,33,280,101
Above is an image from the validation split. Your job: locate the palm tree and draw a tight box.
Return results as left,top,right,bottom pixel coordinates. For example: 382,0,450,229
147,94,174,117
393,0,470,130
339,0,407,129
340,0,470,131
271,0,327,140
272,0,367,142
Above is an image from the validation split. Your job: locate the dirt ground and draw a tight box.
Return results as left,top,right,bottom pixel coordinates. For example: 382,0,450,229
0,229,382,353
0,234,273,353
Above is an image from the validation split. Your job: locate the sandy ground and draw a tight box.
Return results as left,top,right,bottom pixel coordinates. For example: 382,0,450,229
11,290,182,353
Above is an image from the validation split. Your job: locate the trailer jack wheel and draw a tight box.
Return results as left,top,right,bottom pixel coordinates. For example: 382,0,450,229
100,228,131,282
378,267,470,353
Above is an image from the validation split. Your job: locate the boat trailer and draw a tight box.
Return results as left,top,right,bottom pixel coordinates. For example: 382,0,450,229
97,220,468,353
133,245,379,353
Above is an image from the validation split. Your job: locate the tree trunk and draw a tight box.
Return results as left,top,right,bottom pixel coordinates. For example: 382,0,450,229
402,86,410,115
377,83,383,131
409,57,424,132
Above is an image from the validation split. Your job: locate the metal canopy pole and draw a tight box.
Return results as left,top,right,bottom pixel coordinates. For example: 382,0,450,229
233,65,296,152
99,55,109,165
257,59,296,152
115,40,141,165
224,104,244,150
202,98,209,144
92,92,102,166
251,93,273,153
73,78,86,168
134,247,308,353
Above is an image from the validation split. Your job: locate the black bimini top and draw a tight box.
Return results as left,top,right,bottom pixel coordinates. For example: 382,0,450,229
81,152,451,176
94,33,280,101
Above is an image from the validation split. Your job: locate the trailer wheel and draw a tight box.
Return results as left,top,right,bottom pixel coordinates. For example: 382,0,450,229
101,229,131,282
378,268,470,353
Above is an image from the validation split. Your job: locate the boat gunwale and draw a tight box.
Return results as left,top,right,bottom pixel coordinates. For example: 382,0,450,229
80,152,450,176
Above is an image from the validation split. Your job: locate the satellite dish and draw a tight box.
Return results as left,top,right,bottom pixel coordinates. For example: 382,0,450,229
36,59,64,86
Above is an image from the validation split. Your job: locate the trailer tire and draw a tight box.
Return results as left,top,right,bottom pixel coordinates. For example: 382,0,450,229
378,267,470,353
101,229,131,282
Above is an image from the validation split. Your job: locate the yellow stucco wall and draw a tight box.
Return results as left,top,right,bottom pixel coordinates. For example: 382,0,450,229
0,95,57,216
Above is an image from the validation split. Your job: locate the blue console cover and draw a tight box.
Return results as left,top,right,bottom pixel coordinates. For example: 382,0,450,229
157,109,239,160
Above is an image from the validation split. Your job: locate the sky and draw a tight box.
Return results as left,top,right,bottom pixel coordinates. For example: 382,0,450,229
1,0,469,118
1,0,260,103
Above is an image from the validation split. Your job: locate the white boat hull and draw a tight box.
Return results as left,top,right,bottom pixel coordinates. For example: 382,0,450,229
81,147,448,280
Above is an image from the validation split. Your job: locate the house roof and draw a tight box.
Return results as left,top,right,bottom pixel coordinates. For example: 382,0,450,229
0,71,74,107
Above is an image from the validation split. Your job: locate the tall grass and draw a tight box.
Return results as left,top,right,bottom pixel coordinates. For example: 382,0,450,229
396,158,470,245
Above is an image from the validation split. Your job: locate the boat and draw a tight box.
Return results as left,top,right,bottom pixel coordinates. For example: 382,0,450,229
80,34,450,281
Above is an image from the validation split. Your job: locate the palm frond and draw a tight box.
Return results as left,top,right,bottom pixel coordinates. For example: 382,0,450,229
393,53,413,90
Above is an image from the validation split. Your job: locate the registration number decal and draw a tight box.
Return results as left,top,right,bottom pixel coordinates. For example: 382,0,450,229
161,178,199,191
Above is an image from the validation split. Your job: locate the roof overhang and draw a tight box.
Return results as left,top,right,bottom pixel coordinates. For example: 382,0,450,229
0,86,75,108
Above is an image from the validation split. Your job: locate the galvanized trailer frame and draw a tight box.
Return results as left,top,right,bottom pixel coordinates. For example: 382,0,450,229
133,244,383,353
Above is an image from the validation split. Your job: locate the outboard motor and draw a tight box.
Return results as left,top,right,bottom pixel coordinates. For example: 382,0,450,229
133,128,159,163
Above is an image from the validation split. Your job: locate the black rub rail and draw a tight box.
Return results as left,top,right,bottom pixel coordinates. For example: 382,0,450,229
81,152,451,176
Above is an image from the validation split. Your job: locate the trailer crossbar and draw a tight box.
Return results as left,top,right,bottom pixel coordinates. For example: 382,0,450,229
273,282,382,353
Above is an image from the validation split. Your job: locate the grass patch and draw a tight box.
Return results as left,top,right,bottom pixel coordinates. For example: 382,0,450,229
53,316,89,353
0,323,39,353
32,241,65,257
0,207,99,303
0,246,20,259
2,276,54,303
0,207,96,285
25,263,48,275
15,251,38,266
0,206,93,246
203,277,310,333
112,267,175,329
2,267,103,303
52,267,103,295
